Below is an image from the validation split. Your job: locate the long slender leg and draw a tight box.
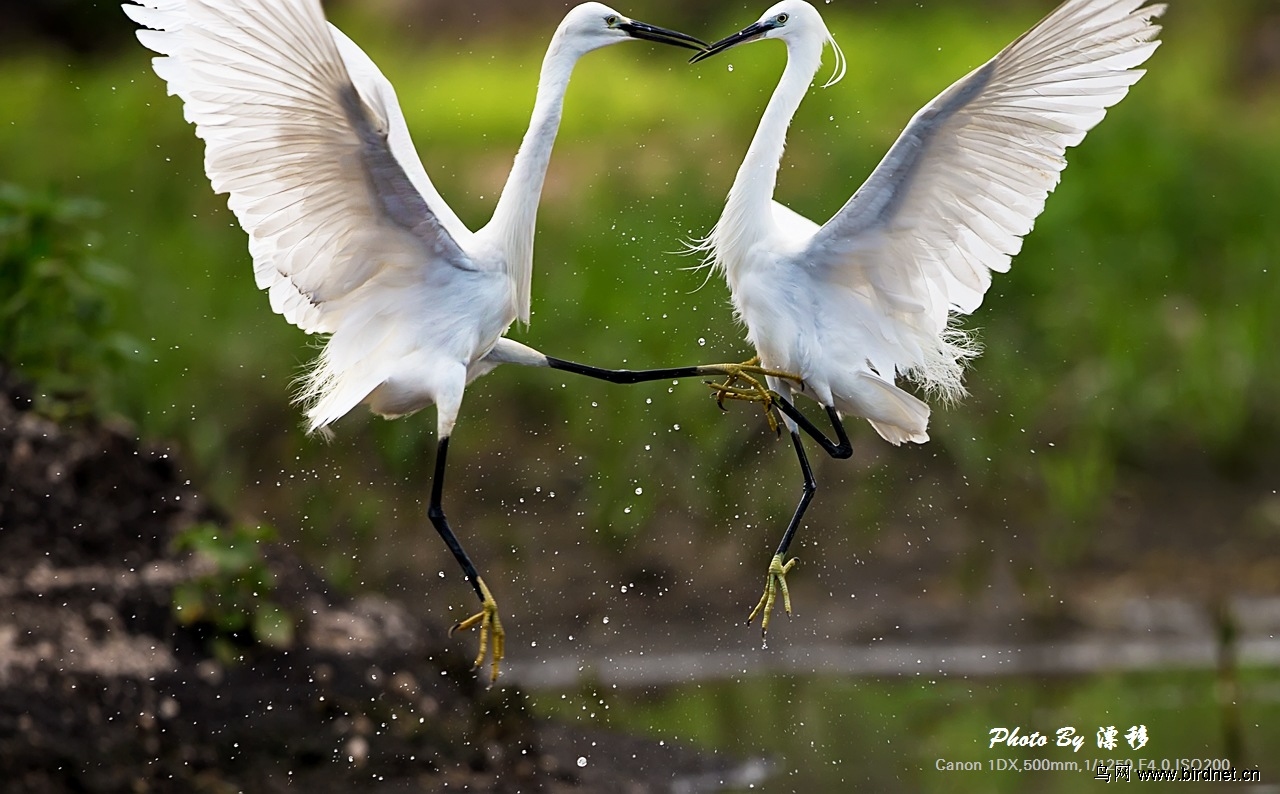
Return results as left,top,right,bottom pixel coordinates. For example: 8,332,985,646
490,337,801,398
544,355,797,387
543,356,699,383
773,429,818,562
747,428,817,635
543,354,802,431
744,393,854,635
487,339,801,420
429,435,504,682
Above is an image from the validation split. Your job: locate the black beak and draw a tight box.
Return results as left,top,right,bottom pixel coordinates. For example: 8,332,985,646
618,20,708,52
689,21,774,64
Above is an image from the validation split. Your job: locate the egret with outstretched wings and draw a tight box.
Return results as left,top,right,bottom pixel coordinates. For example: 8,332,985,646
691,0,1164,630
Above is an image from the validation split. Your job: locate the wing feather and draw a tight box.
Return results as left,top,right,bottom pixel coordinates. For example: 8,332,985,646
123,0,476,335
809,0,1164,352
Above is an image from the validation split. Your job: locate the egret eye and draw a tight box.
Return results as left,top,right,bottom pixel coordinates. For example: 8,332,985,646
776,13,789,24
605,14,620,26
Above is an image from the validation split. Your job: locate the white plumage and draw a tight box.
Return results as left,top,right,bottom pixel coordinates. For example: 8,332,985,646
697,0,1165,445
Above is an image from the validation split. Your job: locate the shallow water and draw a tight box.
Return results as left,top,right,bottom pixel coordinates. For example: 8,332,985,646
521,632,1280,792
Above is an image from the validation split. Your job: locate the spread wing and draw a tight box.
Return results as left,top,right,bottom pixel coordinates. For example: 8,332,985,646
806,0,1164,337
123,0,479,335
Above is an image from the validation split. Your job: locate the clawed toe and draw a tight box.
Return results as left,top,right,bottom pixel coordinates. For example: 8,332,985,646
449,577,505,682
746,554,798,636
702,357,799,435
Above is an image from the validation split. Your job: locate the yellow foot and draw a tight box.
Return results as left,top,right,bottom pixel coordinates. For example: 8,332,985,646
699,356,803,434
747,554,797,636
449,577,505,683
710,383,783,434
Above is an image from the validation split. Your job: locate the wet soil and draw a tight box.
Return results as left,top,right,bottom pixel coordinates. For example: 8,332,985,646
0,364,755,793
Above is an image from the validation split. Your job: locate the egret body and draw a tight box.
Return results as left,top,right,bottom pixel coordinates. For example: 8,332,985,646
693,0,1164,629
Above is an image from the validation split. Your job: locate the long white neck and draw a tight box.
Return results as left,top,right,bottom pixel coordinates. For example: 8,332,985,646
484,33,578,324
711,36,824,267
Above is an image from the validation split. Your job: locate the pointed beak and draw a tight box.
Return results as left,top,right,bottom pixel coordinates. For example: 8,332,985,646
689,21,774,64
618,20,708,52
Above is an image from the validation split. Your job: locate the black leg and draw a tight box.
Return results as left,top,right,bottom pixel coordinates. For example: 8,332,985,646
430,435,504,681
427,436,484,601
747,401,851,633
774,429,817,560
544,355,706,384
772,398,852,459
543,354,802,436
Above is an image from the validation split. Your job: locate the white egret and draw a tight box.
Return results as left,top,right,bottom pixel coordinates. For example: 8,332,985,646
122,0,797,680
691,0,1164,631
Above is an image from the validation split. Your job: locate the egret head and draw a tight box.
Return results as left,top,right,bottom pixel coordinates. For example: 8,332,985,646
557,3,706,55
691,0,843,85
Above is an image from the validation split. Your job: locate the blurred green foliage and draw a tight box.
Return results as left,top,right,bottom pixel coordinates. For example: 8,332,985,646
171,521,295,660
0,183,134,419
0,3,1277,583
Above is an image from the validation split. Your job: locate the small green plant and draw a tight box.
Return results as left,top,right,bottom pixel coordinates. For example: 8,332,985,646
0,183,134,419
171,521,295,659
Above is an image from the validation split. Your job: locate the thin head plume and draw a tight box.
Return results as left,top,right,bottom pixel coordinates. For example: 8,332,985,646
821,28,846,88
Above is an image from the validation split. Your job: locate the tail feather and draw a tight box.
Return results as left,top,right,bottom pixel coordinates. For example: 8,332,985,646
838,372,931,445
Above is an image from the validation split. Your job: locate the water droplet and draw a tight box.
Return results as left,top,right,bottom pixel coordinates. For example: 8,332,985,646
577,757,588,768
697,337,706,346
727,64,734,72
